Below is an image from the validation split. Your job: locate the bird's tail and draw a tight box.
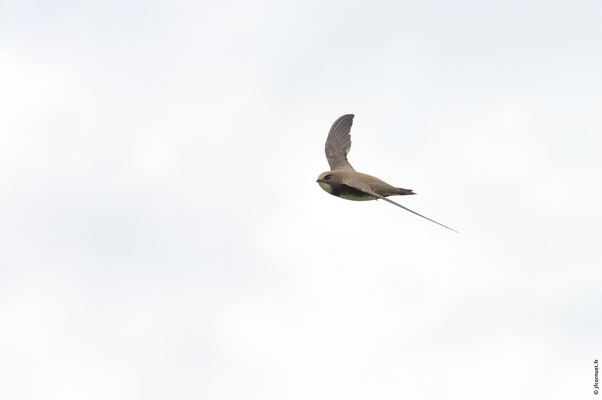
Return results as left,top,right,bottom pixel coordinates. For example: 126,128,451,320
396,187,416,196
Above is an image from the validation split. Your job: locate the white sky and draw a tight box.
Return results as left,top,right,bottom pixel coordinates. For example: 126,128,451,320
1,1,602,399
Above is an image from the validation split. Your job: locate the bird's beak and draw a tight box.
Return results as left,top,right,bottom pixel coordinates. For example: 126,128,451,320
316,179,321,182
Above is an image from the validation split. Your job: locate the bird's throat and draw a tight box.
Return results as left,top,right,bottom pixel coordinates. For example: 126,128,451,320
318,181,333,194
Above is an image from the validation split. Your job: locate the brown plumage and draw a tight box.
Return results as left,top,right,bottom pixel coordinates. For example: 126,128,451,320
316,114,457,233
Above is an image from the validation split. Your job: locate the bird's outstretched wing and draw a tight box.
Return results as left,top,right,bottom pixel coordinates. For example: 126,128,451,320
344,179,458,233
325,114,355,170
375,195,458,233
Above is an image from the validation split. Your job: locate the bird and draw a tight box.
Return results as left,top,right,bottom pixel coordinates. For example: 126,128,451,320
316,114,457,233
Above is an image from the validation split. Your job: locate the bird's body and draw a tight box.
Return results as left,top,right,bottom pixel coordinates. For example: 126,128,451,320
316,114,457,232
317,170,414,200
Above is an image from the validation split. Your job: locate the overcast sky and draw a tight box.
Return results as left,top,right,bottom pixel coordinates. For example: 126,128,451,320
1,1,602,399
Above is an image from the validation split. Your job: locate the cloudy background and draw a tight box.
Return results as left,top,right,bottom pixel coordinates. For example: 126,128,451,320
1,1,601,399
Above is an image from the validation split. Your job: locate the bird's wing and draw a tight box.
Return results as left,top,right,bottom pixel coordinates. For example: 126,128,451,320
343,179,458,233
375,195,458,233
325,114,355,170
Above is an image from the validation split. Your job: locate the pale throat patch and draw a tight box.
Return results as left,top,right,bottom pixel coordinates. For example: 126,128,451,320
318,182,333,194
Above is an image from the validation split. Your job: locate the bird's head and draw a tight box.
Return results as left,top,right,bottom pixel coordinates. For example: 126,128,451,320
316,171,340,194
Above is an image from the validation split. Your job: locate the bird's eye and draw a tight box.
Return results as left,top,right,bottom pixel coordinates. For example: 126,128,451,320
324,174,332,180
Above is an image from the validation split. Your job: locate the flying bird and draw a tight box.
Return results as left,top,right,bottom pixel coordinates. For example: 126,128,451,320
316,114,457,233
